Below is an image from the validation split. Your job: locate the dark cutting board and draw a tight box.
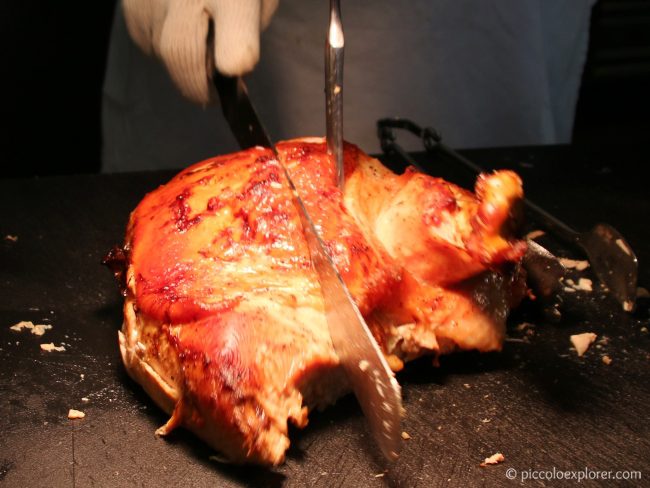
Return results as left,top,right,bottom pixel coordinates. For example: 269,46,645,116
1,145,649,487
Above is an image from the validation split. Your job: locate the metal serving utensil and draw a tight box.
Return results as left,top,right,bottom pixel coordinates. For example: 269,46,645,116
322,0,402,459
325,0,345,189
377,118,639,311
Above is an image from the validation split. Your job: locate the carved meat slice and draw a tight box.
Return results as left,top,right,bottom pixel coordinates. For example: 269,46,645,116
115,137,526,465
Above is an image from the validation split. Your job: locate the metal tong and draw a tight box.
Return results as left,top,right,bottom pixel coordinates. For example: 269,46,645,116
377,118,639,311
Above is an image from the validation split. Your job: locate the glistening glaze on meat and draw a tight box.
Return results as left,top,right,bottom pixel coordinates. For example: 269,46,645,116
116,137,527,465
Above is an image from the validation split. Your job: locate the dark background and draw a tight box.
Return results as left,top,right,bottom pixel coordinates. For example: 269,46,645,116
1,1,117,177
1,0,649,178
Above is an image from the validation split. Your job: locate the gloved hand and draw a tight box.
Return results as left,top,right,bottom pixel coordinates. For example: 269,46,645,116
123,0,279,104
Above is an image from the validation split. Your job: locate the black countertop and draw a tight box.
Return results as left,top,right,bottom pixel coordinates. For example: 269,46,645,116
1,144,649,487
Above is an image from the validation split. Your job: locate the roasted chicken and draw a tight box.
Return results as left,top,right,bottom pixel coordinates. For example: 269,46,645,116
112,137,526,465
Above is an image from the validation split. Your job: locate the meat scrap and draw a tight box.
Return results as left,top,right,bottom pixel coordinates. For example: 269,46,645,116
67,409,85,420
480,452,505,467
10,321,52,336
559,258,589,271
40,343,66,352
10,321,32,332
563,278,593,293
570,333,597,357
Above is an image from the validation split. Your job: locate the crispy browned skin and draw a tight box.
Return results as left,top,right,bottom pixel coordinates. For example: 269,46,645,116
118,137,526,465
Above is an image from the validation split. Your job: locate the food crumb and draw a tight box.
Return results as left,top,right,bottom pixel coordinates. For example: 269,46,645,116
623,300,634,312
570,333,597,357
575,278,593,292
10,321,31,332
31,324,53,336
401,431,411,440
559,258,590,271
641,327,648,334
480,452,505,467
602,355,612,365
4,235,18,242
40,343,66,352
562,277,593,293
10,321,52,336
463,383,471,389
81,397,90,403
80,374,85,380
374,473,386,478
68,409,85,420
481,418,491,423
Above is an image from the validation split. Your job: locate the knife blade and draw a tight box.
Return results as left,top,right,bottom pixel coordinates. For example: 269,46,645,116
213,73,403,461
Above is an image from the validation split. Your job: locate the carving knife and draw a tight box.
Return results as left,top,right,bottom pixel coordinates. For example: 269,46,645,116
213,73,403,461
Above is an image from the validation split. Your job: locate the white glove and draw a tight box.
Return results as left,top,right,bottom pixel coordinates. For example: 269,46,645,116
123,0,279,104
